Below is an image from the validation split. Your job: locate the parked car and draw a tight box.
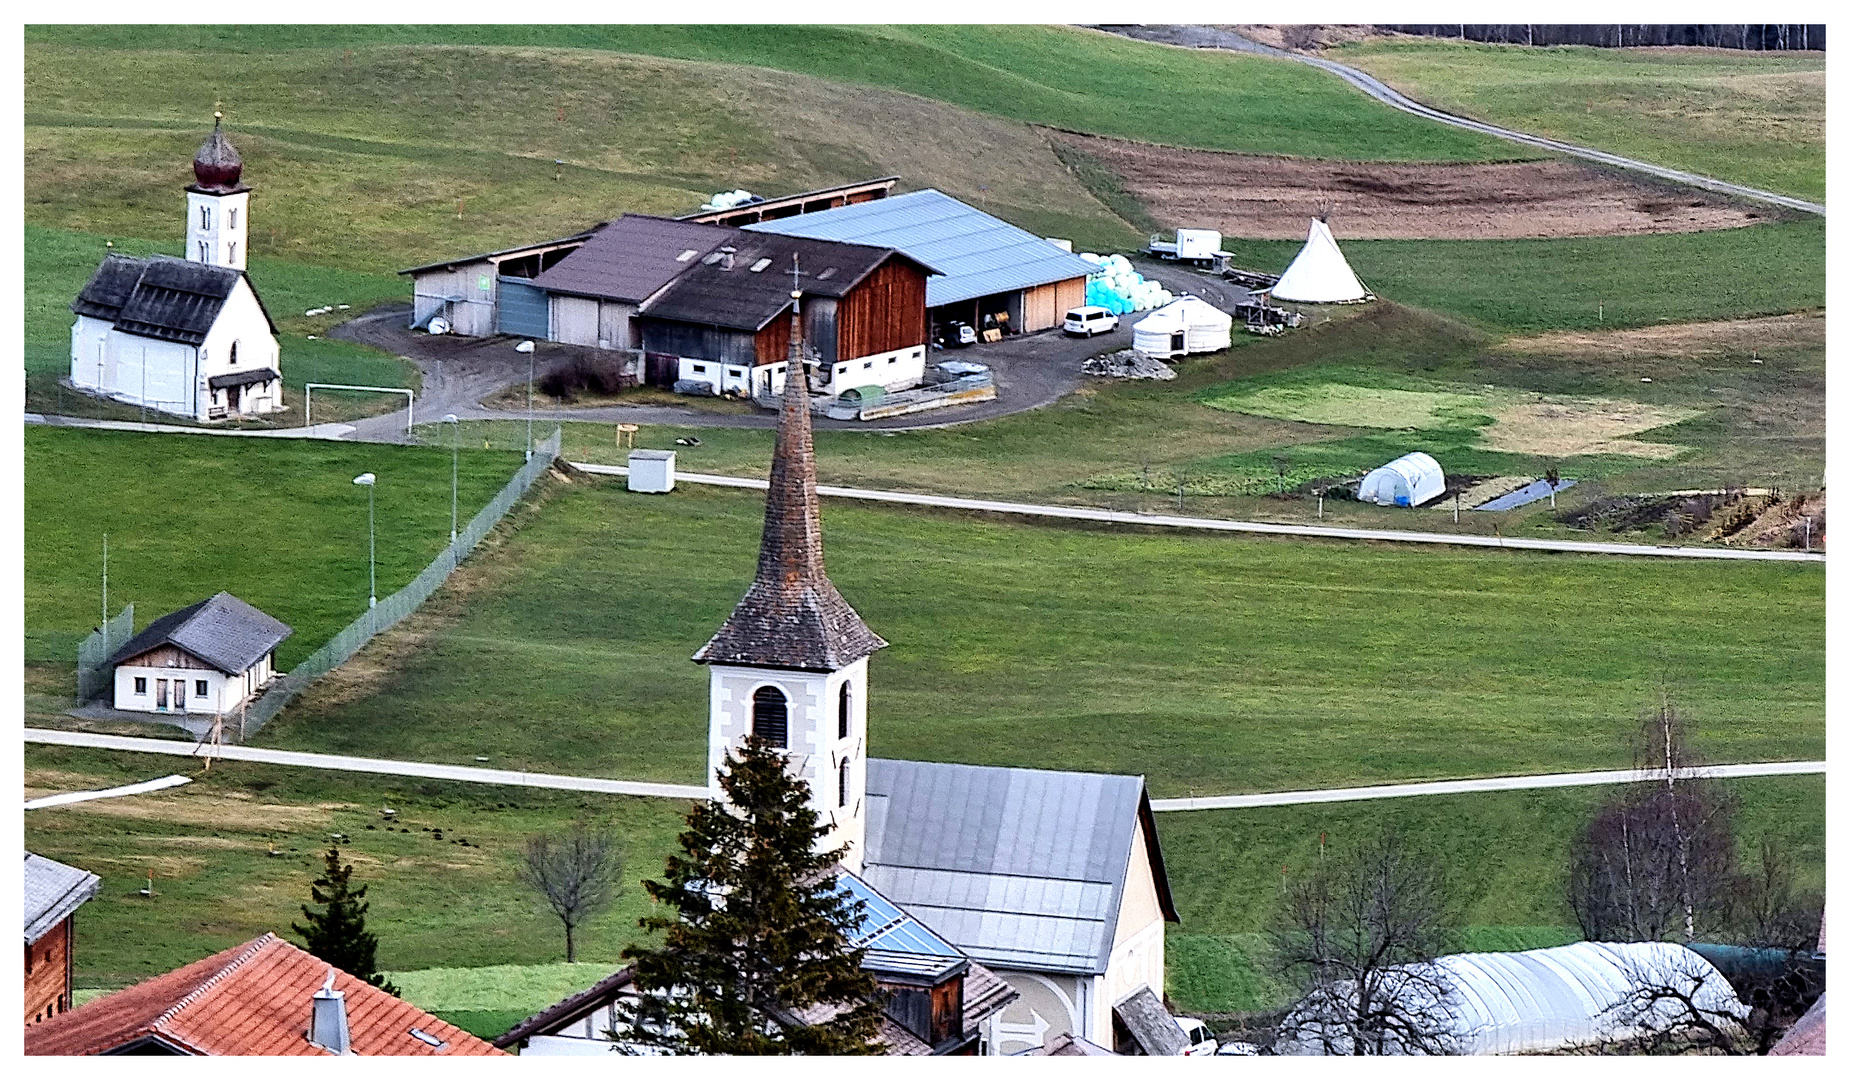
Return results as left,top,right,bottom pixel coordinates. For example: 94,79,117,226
1064,306,1120,337
936,320,978,349
1175,1017,1218,1056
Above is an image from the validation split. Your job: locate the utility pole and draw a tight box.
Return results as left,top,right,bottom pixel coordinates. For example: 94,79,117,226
101,533,109,650
353,473,377,608
445,413,460,544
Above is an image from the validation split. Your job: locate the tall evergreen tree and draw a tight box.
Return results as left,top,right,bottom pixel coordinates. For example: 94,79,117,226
619,736,885,1054
292,846,398,996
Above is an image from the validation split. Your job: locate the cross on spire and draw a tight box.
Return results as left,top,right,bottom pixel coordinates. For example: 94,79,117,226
788,252,807,300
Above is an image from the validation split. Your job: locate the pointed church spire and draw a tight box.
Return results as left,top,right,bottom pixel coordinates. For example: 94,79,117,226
693,269,887,672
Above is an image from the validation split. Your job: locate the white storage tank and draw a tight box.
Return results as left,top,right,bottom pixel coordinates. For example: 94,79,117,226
627,449,676,493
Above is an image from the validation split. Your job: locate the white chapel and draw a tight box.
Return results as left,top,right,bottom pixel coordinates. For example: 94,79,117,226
69,115,283,421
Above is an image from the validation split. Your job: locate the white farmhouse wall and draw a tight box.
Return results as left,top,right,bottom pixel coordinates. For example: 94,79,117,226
708,657,869,873
69,315,114,390
1096,821,1167,1032
113,652,273,714
824,344,926,395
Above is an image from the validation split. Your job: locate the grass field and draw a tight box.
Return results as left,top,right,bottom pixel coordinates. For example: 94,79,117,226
252,476,1823,797
1163,773,1826,1012
1336,39,1826,202
25,746,1820,1021
22,427,520,668
28,25,1523,167
24,224,414,421
442,301,1822,530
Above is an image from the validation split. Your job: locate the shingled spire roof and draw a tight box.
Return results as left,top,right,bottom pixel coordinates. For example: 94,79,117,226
693,280,887,672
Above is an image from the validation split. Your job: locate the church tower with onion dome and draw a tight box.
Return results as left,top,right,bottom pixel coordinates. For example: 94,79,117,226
185,112,250,270
693,275,886,873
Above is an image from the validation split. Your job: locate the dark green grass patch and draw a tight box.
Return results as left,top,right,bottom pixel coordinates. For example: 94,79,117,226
22,426,521,668
28,25,1522,163
1163,774,1825,1011
258,478,1822,796
22,745,689,987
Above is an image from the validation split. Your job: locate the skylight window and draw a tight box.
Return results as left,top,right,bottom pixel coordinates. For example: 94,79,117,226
408,1028,447,1049
749,258,773,273
702,252,725,265
675,249,699,262
817,267,838,280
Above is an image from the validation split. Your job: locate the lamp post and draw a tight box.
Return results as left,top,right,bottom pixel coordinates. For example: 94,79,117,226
444,414,459,544
353,473,377,608
516,340,536,460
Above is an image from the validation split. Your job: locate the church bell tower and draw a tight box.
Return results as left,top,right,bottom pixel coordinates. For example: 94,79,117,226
185,112,250,271
693,279,886,873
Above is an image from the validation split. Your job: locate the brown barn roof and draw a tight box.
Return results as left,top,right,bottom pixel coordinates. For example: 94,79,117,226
529,214,738,302
24,934,503,1056
643,233,929,332
693,300,886,672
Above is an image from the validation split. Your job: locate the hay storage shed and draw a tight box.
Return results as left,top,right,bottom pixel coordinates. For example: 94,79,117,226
1131,296,1232,358
1357,452,1445,507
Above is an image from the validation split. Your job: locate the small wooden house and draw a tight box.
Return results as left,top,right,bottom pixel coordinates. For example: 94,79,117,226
25,852,101,1025
108,592,291,716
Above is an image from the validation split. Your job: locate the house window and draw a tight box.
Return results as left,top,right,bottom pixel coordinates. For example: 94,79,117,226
196,680,209,697
839,759,850,807
751,686,788,748
863,360,873,369
692,364,708,374
838,682,851,739
888,357,897,364
134,677,147,694
229,341,239,365
227,242,238,263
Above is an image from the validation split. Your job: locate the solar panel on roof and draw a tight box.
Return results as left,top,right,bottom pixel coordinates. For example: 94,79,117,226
838,872,962,958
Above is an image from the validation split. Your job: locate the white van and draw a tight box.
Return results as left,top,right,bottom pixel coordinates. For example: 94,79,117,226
1063,306,1120,337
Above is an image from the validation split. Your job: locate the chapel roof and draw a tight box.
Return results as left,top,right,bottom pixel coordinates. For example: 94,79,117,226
71,254,277,345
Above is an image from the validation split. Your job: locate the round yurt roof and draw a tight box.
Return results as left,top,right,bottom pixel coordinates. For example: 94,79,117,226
1136,295,1231,332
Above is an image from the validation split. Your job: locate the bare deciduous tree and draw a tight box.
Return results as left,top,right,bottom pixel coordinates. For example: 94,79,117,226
1270,831,1459,1055
520,827,622,962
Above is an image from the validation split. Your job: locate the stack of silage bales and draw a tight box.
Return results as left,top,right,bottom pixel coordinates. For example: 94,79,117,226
1077,253,1174,315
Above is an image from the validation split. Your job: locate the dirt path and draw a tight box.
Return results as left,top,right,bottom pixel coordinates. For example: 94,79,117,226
1056,130,1772,240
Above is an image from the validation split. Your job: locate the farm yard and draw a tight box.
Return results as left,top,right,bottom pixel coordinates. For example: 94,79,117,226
22,20,1826,1051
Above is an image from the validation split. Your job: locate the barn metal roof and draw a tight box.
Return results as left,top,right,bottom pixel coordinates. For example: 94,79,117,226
24,851,101,944
107,591,292,675
861,758,1175,976
72,255,278,345
745,189,1095,308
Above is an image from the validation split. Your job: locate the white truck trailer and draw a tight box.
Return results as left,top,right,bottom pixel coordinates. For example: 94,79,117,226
1145,229,1231,267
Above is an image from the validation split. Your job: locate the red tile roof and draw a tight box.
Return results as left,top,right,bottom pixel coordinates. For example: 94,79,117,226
24,933,503,1056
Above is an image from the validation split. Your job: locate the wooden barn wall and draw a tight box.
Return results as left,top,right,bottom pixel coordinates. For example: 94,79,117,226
803,297,840,365
641,321,760,366
24,918,73,1024
837,259,928,360
754,313,793,366
1022,278,1088,332
550,295,601,347
123,645,210,670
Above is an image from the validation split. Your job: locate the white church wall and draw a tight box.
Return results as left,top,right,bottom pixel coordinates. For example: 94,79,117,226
186,190,250,270
70,315,114,390
105,336,195,417
990,969,1087,1055
199,278,283,415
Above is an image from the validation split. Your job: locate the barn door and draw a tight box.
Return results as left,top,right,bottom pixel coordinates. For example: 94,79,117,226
496,277,551,338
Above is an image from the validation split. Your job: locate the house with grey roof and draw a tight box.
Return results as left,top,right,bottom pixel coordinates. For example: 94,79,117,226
107,592,291,718
70,118,282,422
25,851,102,1025
690,299,1182,1054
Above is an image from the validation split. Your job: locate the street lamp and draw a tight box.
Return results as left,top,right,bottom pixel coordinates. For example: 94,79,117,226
444,414,459,544
515,340,537,460
353,472,377,608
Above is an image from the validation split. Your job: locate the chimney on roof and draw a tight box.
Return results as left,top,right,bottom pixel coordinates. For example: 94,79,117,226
308,967,352,1055
720,245,736,270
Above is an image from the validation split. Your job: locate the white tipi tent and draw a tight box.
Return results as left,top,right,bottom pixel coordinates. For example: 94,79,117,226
1271,218,1373,304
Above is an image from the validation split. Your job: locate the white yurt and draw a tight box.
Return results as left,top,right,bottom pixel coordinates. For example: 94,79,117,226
1274,941,1748,1056
1271,218,1373,304
1132,296,1233,359
1357,451,1445,507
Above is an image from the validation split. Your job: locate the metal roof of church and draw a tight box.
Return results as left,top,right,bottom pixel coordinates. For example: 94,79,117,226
71,254,277,345
861,758,1177,976
744,189,1095,308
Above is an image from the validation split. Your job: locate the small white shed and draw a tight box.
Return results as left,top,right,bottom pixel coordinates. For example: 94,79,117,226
108,592,291,716
627,449,676,493
1357,452,1445,508
1131,296,1233,359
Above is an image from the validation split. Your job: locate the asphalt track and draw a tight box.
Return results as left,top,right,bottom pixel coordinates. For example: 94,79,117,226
1093,25,1824,216
24,729,1821,814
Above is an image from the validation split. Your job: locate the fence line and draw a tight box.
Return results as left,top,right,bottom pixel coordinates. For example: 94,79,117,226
75,604,135,703
238,428,562,738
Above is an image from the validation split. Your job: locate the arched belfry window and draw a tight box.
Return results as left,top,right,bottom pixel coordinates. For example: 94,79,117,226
839,759,850,807
751,685,788,749
838,682,852,739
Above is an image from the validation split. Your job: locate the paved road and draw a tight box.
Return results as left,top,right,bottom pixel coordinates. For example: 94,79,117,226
27,728,1817,814
24,413,355,440
1149,760,1827,812
1094,25,1824,217
23,728,711,801
573,462,1825,563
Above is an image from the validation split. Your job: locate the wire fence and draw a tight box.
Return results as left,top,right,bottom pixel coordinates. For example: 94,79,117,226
237,428,562,738
74,604,135,703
